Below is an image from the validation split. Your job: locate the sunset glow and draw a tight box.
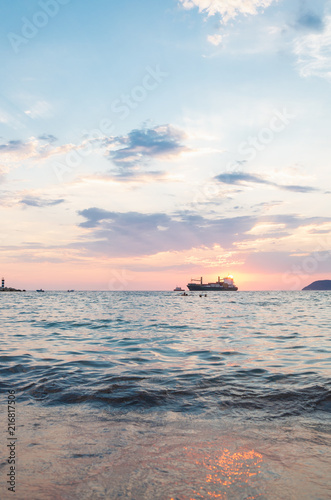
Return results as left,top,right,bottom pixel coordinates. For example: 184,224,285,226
1,0,330,290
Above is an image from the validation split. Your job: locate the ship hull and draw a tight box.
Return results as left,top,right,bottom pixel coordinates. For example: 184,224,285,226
187,284,238,291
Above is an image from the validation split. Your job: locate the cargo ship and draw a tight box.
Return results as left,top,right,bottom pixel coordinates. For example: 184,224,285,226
187,275,238,291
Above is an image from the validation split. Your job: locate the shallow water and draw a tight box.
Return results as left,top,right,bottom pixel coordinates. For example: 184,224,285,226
0,291,330,499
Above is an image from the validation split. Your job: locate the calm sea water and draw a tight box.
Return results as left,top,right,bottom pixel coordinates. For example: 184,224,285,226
0,291,330,499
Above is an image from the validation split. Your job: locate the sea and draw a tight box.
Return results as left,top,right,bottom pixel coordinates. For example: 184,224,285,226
0,291,330,500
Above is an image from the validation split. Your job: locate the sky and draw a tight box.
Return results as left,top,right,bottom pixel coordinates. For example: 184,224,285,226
0,0,330,291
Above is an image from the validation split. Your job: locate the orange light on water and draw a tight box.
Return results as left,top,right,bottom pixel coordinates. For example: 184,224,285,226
202,448,263,487
181,444,263,500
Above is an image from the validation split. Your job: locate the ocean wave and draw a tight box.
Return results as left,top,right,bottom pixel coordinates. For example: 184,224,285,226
0,291,330,420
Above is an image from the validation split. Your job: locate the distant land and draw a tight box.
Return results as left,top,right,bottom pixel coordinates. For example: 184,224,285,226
302,280,331,291
0,287,23,292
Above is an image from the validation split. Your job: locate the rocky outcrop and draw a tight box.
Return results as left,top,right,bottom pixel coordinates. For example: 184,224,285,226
0,287,22,292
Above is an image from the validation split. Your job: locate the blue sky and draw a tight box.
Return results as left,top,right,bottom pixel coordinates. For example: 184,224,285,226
0,0,330,290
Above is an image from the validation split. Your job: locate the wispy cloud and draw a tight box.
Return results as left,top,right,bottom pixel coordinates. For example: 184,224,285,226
214,171,319,193
179,0,277,23
0,140,22,152
78,171,169,185
0,137,77,165
38,134,58,143
294,11,331,80
0,139,37,162
20,196,65,208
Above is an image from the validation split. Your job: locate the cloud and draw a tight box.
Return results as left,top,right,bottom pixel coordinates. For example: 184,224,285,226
179,0,277,23
76,208,326,257
294,12,331,80
78,171,168,185
20,196,65,207
38,134,58,143
279,184,317,193
104,125,188,167
216,172,267,184
0,125,188,181
76,208,254,256
103,124,190,176
0,139,37,162
78,208,119,228
207,34,223,45
214,171,318,193
0,137,77,164
0,140,27,153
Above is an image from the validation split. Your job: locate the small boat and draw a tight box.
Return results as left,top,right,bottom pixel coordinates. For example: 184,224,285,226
67,290,75,292
173,286,184,291
36,289,45,292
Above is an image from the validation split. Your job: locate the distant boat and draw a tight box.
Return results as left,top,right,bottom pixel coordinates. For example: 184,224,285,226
67,290,75,292
187,275,238,291
36,289,45,292
173,286,184,291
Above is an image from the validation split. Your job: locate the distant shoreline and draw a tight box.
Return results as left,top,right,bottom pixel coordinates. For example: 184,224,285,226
1,289,331,293
0,287,23,292
302,280,331,291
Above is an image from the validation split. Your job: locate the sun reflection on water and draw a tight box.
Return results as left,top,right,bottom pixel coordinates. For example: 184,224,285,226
170,444,263,499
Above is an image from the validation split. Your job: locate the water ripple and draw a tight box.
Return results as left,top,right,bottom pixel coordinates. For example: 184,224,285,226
0,291,330,418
